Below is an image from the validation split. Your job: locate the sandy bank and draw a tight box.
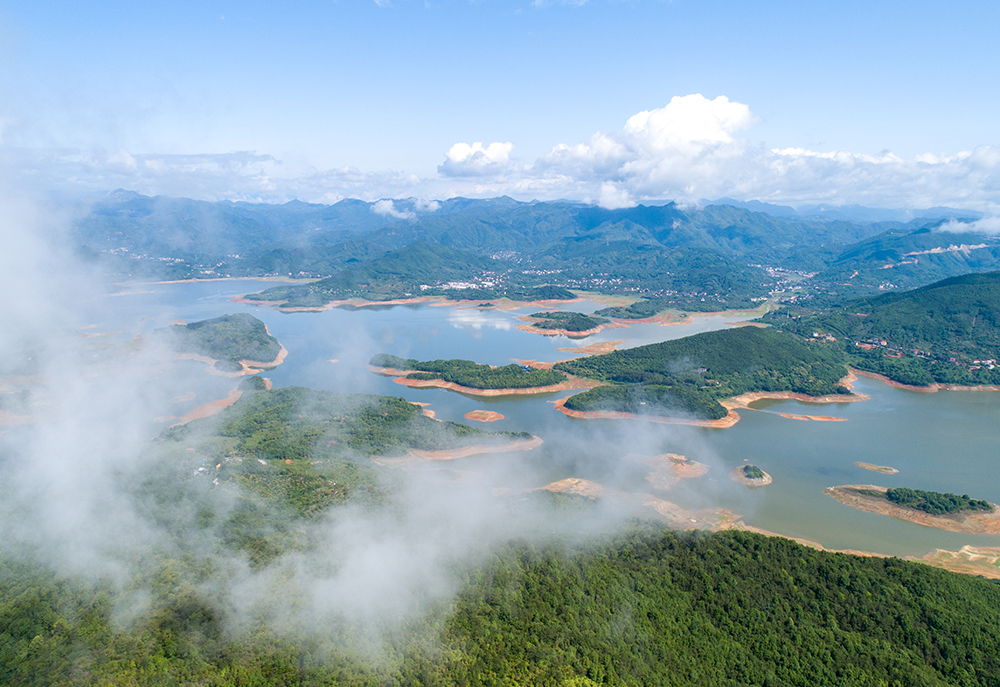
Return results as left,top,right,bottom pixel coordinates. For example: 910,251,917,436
622,453,709,491
169,388,242,427
170,391,196,403
556,340,626,356
730,465,773,487
856,462,898,474
175,338,288,378
234,293,589,313
918,546,1000,580
368,364,603,396
538,478,738,530
464,410,504,422
824,485,1000,534
851,368,1000,393
409,435,543,461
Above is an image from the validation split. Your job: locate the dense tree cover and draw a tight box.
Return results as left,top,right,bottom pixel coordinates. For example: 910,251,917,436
771,271,1000,386
528,311,610,332
7,528,1000,685
156,313,281,368
743,465,765,479
238,374,268,390
556,327,850,419
595,299,666,320
563,383,729,420
883,487,995,515
162,386,527,522
371,353,567,389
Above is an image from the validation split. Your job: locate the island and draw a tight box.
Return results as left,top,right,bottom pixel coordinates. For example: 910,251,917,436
730,464,772,487
516,311,622,337
856,461,899,474
825,485,1000,534
368,353,601,395
552,326,856,423
155,312,286,374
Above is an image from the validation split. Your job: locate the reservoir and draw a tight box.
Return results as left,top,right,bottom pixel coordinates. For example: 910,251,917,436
95,280,1000,559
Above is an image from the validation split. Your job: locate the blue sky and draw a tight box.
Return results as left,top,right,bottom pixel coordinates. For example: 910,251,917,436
1,0,998,209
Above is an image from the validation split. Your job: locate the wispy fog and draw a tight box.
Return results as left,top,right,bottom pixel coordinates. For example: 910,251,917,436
0,192,735,657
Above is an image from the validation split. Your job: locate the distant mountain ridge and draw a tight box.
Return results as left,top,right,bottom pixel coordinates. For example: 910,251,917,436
74,190,1000,308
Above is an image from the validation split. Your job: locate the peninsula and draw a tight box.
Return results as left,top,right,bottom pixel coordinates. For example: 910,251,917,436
156,313,286,375
825,485,1000,534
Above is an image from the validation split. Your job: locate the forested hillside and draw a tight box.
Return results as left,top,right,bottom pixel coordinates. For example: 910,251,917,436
555,326,850,419
5,528,1000,685
156,313,281,371
370,353,567,389
773,271,1000,386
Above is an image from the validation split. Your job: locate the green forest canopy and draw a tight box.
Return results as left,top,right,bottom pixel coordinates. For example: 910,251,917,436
555,326,850,420
6,528,1000,685
158,313,281,370
370,353,567,390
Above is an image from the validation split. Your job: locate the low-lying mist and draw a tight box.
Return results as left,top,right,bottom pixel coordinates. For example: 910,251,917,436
0,192,743,668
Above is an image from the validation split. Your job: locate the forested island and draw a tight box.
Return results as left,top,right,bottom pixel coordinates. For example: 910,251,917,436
826,485,1000,534
369,353,569,390
554,326,852,420
156,313,283,372
518,310,614,336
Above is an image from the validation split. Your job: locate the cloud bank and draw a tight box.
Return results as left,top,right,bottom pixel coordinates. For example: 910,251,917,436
3,94,999,212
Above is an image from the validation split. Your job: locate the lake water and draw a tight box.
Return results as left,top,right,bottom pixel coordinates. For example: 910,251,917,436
94,280,1000,558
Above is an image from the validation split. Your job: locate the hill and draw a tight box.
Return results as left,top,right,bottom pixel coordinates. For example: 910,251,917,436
773,271,1000,386
243,241,575,307
6,527,1000,684
156,313,281,371
554,326,850,419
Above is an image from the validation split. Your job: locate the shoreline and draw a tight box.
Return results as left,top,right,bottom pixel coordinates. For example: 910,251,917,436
233,293,591,313
824,484,1000,534
850,368,1000,394
368,364,603,396
175,342,288,377
551,372,866,429
514,314,629,339
551,395,742,428
118,276,320,286
408,435,543,460
168,388,243,427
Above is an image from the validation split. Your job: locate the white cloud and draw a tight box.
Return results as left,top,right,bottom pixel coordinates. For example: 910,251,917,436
937,216,1000,235
372,199,415,220
597,181,635,210
438,141,514,177
4,94,1000,212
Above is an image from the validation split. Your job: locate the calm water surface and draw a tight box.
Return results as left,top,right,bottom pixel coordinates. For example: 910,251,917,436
98,281,1000,558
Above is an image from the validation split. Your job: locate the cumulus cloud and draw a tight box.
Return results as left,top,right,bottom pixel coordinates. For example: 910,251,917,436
937,216,1000,235
372,199,415,220
597,181,635,210
438,141,514,177
4,94,1000,211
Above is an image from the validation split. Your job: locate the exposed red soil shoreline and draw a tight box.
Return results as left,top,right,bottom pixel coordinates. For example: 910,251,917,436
367,365,603,396
850,368,1000,393
408,435,543,460
825,484,1000,534
552,372,866,428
